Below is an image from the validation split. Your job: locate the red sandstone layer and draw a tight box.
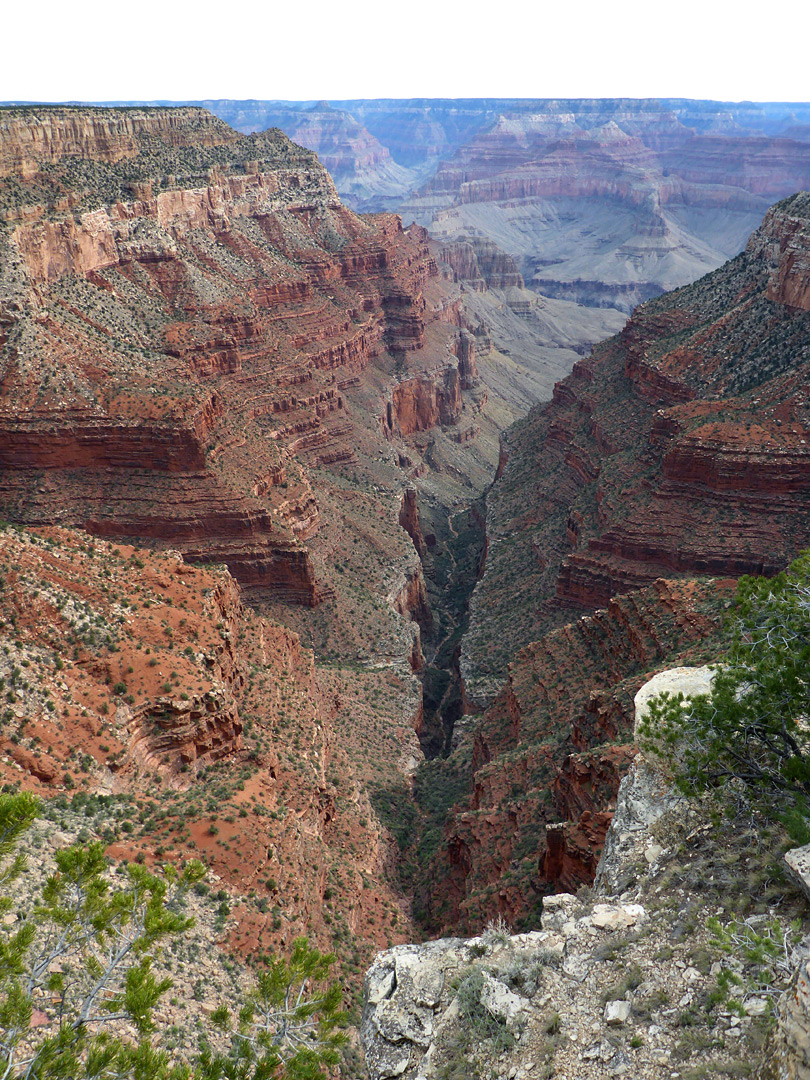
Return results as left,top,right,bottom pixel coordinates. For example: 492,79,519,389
0,107,470,605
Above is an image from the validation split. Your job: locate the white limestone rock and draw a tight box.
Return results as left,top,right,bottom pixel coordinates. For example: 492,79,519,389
479,971,526,1025
604,999,631,1025
633,665,716,775
590,903,647,931
541,892,580,930
785,844,810,905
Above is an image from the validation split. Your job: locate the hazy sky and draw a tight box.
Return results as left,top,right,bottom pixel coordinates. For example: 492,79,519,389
4,0,809,103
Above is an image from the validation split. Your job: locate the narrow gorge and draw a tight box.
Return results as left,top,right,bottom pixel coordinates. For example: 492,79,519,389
3,101,810,1080
0,104,608,1004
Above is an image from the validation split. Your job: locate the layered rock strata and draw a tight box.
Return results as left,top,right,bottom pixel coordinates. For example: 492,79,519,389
463,192,810,706
424,577,733,932
0,106,469,605
0,522,415,985
401,102,810,312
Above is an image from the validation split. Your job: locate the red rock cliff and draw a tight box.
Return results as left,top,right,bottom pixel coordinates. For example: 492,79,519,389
462,191,810,706
427,577,734,932
0,107,458,605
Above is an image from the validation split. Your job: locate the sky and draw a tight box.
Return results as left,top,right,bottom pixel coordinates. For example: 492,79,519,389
3,0,810,104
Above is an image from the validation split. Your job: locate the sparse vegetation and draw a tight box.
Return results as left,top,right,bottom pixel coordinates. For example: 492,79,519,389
639,550,810,839
0,792,346,1079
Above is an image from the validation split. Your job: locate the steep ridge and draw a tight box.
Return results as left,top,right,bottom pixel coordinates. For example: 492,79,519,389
416,192,810,934
462,191,810,709
0,106,477,611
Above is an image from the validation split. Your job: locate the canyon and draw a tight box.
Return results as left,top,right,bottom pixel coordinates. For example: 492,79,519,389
0,104,621,1009
0,104,488,1004
432,190,810,934
54,97,810,314
3,100,810,1078
165,97,810,312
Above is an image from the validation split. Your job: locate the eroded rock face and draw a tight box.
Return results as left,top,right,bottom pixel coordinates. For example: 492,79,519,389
0,106,468,605
439,236,525,292
361,933,542,1080
463,193,810,706
0,525,248,790
428,579,732,931
774,955,810,1080
386,365,462,436
402,102,810,313
0,107,237,180
360,886,780,1080
749,195,810,313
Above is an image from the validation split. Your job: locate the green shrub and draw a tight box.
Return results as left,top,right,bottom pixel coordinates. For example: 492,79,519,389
639,550,810,837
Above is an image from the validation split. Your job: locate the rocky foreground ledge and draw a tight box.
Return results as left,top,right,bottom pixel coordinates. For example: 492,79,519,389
361,669,810,1079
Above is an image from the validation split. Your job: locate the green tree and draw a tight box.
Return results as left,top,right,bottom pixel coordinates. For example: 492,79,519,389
638,550,810,835
200,938,347,1080
0,790,201,1080
0,795,345,1080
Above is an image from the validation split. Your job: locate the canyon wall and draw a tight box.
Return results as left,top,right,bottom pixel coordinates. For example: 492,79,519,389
0,106,475,608
463,191,810,709
423,577,733,931
428,192,810,931
0,523,416,984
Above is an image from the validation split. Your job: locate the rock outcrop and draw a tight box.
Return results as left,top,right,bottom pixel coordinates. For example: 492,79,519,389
385,365,462,437
774,953,810,1080
439,235,525,292
594,664,715,893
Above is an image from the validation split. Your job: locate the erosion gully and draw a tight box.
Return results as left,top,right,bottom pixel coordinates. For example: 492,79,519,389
412,496,487,759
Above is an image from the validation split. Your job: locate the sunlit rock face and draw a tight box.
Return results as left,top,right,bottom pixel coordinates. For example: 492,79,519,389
0,106,473,604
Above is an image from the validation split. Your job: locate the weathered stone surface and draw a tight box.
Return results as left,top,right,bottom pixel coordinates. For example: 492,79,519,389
785,845,810,905
633,665,715,742
540,892,580,930
604,999,632,1025
773,952,810,1080
632,664,716,778
361,939,466,1079
595,665,713,894
590,902,647,931
479,971,526,1024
